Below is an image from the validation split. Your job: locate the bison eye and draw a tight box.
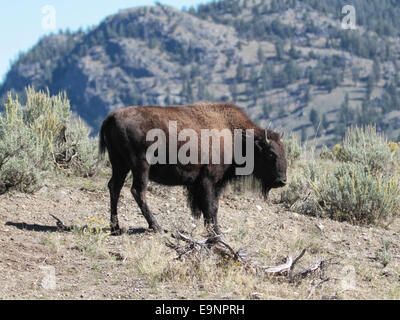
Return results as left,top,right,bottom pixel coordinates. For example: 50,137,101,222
268,152,277,160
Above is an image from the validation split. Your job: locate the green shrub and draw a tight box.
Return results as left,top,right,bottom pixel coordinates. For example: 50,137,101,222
312,163,400,226
281,126,400,226
283,133,302,165
377,238,392,267
0,87,99,194
53,117,99,177
280,161,322,216
24,86,71,154
332,126,393,174
0,94,45,193
0,128,44,194
319,144,342,161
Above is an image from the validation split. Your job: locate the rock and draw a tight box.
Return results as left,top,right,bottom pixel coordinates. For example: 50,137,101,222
382,269,392,277
250,292,263,299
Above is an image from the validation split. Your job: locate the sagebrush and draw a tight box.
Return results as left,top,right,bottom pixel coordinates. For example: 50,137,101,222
281,126,400,226
0,87,99,194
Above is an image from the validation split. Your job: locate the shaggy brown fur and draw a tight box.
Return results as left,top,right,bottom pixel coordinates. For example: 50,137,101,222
99,102,287,234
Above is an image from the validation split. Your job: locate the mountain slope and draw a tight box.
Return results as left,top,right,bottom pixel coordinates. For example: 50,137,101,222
2,0,400,146
2,5,244,130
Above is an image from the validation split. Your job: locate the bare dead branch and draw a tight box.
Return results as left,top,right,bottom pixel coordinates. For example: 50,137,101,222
49,214,103,234
291,248,307,269
289,248,307,280
165,229,339,288
49,214,72,232
262,248,307,276
167,229,248,264
264,256,293,274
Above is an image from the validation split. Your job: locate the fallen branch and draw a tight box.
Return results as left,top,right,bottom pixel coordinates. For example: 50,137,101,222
263,248,306,276
264,256,293,274
167,229,248,264
165,230,338,285
49,214,103,234
49,214,72,232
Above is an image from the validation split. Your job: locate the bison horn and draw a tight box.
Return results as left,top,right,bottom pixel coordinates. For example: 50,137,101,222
265,129,270,144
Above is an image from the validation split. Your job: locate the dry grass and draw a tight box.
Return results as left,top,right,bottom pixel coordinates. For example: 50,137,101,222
0,170,399,300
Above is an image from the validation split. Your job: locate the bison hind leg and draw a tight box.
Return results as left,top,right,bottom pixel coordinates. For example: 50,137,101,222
108,166,129,235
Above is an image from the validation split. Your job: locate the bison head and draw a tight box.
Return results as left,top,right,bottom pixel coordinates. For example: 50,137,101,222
254,130,287,197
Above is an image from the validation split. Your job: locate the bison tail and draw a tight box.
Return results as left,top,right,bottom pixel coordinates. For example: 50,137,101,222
99,115,112,158
99,132,107,159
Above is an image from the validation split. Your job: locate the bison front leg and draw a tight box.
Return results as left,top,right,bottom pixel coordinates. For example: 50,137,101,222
130,163,162,233
198,177,221,235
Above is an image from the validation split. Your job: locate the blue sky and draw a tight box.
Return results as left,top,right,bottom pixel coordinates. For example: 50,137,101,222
0,0,206,83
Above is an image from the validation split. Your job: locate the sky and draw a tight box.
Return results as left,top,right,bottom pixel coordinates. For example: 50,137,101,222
0,0,206,83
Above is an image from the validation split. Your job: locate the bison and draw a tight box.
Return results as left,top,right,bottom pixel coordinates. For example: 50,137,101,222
99,102,287,235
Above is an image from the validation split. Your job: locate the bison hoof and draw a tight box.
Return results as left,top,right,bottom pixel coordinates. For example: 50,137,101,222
110,226,124,236
150,224,163,233
213,225,222,235
205,223,222,236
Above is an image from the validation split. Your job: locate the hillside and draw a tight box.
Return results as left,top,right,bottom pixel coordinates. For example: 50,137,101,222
1,174,399,299
2,0,400,146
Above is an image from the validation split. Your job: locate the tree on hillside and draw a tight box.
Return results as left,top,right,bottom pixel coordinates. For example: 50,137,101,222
288,43,300,59
372,58,381,82
300,126,308,142
236,59,246,81
309,108,320,132
338,93,355,129
262,100,272,116
322,114,329,130
351,65,360,87
274,40,285,60
270,0,278,12
366,74,375,100
260,61,273,91
229,80,238,102
304,88,311,105
257,45,264,63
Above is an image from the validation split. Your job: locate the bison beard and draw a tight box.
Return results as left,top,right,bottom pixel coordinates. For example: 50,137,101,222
99,102,287,235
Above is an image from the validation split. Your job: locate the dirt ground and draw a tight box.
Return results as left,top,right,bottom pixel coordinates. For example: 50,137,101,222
0,173,399,300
